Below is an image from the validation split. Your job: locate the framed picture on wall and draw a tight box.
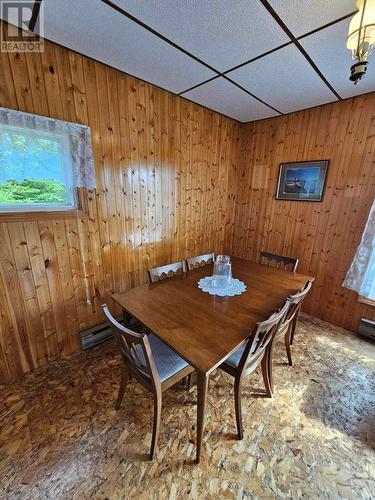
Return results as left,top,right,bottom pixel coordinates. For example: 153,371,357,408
276,160,329,202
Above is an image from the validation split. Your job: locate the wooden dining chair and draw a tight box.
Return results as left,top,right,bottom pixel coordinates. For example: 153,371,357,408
102,304,194,459
148,260,192,388
219,302,289,440
186,252,215,271
260,251,299,273
147,260,187,284
266,280,313,395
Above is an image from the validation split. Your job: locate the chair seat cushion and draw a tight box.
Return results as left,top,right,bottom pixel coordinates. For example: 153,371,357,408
136,334,189,382
225,344,246,368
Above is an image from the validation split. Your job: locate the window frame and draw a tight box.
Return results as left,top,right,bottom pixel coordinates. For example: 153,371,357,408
358,295,375,307
0,123,78,213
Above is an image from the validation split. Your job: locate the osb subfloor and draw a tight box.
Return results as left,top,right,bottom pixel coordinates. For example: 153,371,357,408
1,314,374,500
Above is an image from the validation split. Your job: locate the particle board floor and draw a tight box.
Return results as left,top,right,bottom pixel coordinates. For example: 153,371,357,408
0,314,374,499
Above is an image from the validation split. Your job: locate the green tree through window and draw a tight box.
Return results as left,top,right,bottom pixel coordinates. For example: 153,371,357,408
0,126,73,207
0,179,67,203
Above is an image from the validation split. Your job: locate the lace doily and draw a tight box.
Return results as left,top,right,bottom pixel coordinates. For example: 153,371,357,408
198,276,246,297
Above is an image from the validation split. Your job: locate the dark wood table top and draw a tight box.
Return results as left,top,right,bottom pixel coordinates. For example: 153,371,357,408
113,258,313,375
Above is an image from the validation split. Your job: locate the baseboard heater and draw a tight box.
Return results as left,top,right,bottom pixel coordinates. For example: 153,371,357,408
80,320,116,350
80,316,142,350
359,318,375,342
80,313,129,350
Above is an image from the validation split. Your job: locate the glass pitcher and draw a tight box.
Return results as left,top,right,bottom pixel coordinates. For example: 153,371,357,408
213,255,232,288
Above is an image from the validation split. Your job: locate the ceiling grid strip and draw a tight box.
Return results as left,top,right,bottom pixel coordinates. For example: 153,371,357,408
25,0,362,122
99,0,282,115
258,0,342,100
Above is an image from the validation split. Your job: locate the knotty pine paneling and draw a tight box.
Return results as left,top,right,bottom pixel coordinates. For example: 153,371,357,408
228,94,375,332
0,35,241,382
1,25,374,382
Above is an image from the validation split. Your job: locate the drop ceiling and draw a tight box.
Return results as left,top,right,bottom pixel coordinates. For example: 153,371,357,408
2,0,375,123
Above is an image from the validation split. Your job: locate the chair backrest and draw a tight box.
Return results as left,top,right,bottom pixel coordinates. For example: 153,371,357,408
283,279,313,326
260,251,299,273
102,304,160,386
186,252,215,271
147,260,187,284
239,301,290,372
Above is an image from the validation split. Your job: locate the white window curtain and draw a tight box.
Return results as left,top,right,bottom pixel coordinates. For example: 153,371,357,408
343,198,375,300
0,106,96,189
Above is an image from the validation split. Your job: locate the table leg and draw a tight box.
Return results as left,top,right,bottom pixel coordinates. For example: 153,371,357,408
196,372,209,463
122,308,132,328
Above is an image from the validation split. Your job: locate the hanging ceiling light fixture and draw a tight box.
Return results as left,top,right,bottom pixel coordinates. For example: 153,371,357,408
346,0,375,84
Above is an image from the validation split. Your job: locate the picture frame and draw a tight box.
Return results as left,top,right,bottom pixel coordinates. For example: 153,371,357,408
276,160,329,202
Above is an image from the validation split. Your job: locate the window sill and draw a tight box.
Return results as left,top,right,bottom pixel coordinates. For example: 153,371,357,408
358,295,375,307
0,209,89,222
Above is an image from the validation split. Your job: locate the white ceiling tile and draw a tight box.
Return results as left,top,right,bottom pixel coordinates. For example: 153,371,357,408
183,77,280,122
111,0,289,72
301,18,375,99
268,0,356,38
227,44,337,114
32,0,214,94
3,0,370,119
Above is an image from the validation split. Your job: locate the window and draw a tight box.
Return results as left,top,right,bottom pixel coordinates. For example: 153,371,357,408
0,106,96,215
343,198,375,304
368,275,375,300
359,247,375,303
0,125,75,211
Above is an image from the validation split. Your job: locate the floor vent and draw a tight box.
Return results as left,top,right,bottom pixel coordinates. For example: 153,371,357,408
359,318,375,342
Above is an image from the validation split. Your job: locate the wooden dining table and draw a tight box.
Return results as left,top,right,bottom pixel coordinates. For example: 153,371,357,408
112,257,313,462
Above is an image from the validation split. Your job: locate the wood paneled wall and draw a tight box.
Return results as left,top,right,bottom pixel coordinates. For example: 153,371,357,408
0,35,241,382
1,25,374,382
228,94,375,332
